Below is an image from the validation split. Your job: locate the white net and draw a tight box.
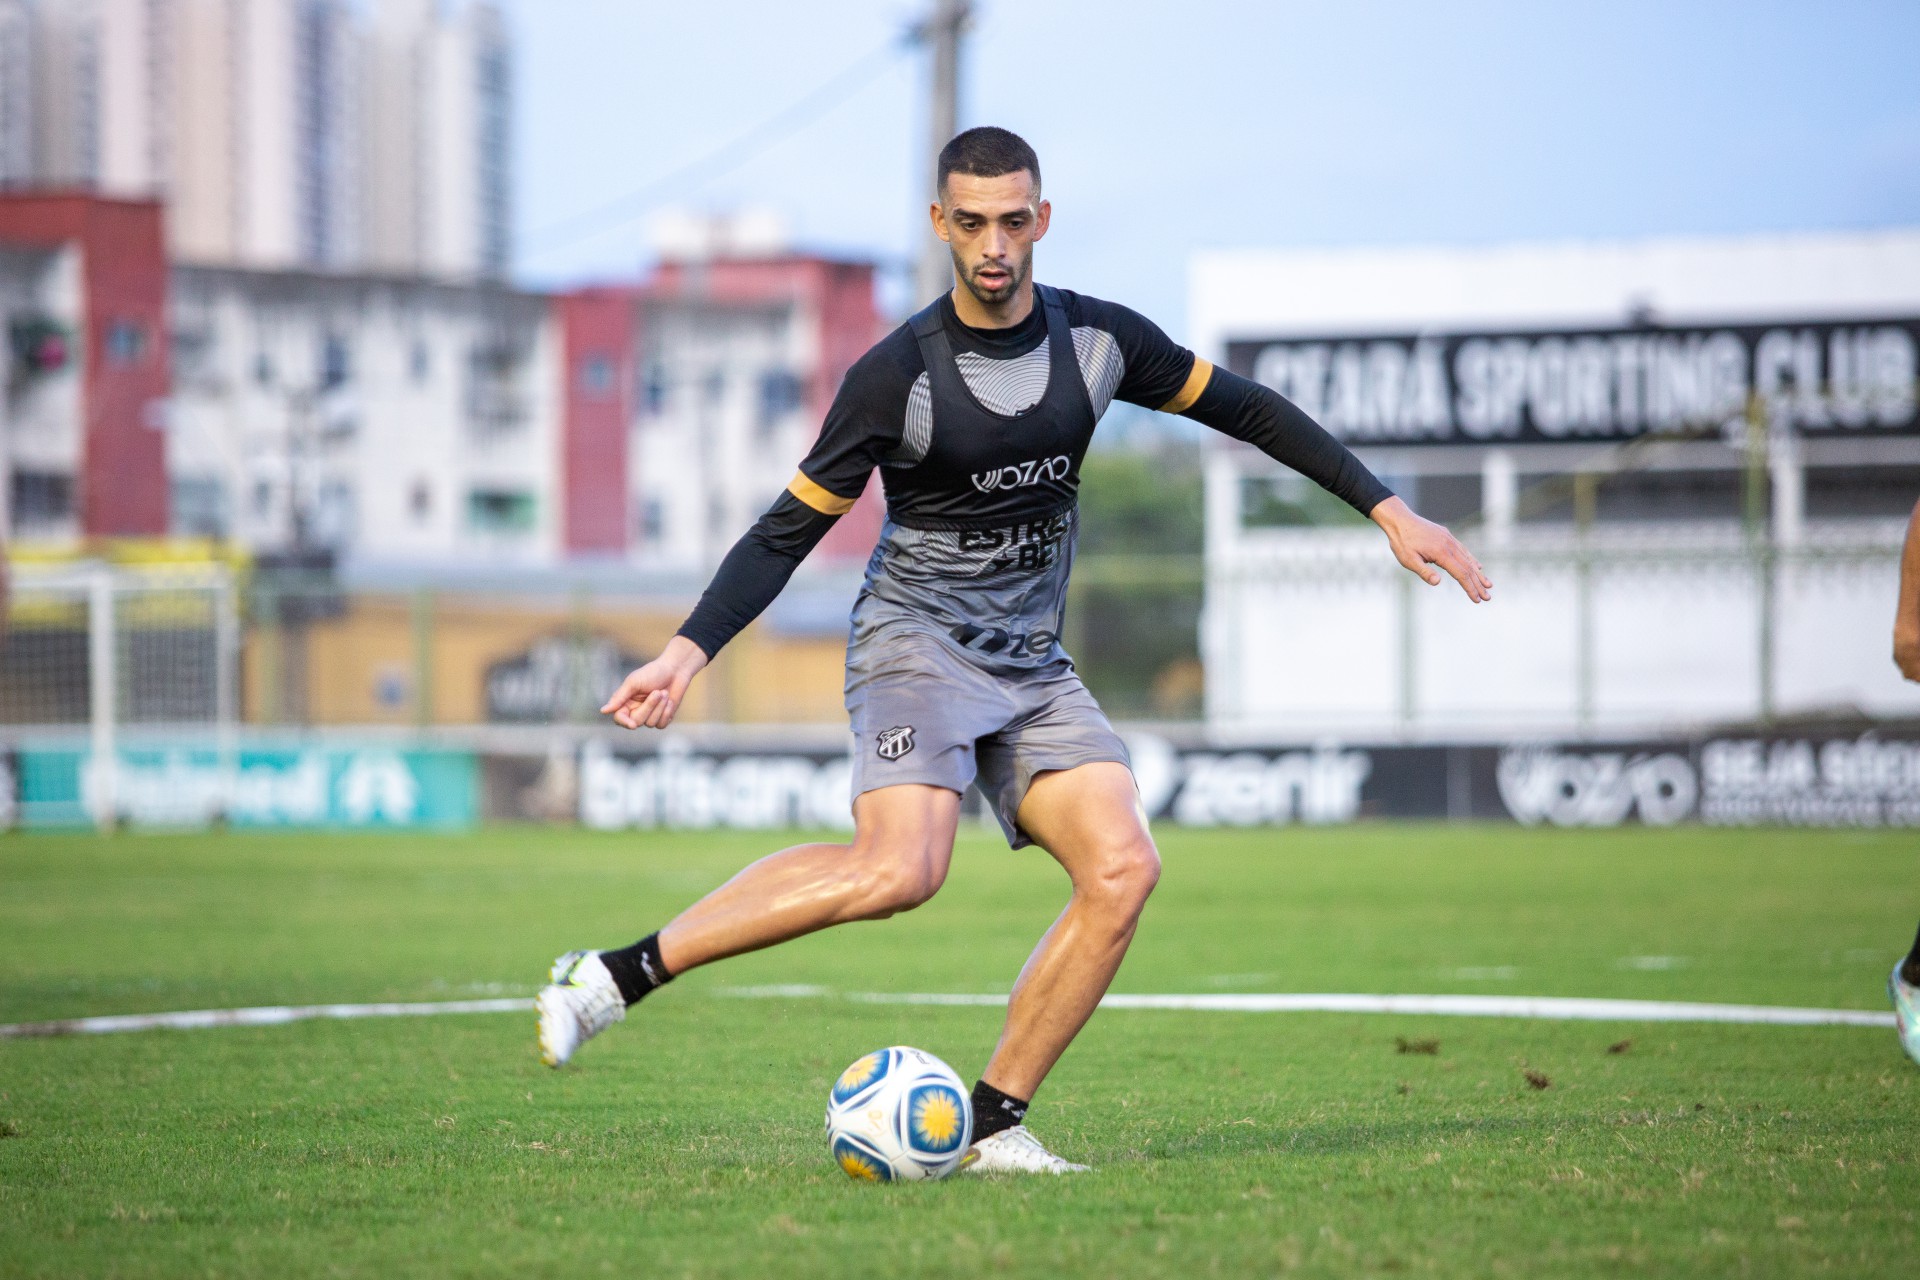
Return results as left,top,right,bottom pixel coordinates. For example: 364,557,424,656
1,563,238,827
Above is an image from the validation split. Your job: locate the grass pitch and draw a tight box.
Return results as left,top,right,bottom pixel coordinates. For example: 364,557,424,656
1,822,1916,1277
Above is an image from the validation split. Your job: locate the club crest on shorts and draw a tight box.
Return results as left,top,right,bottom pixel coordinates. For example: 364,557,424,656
875,726,916,760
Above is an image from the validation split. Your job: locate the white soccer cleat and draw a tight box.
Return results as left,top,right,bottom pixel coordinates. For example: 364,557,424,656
1890,962,1920,1068
961,1124,1090,1175
536,950,624,1067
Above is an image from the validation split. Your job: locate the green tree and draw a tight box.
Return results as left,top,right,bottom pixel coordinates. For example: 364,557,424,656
1068,445,1205,719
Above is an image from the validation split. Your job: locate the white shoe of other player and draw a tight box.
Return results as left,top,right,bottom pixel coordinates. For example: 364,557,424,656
537,950,625,1067
962,1125,1091,1174
1890,962,1920,1068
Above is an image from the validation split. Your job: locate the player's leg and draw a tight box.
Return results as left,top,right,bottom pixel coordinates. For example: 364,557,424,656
538,783,961,1067
966,760,1158,1173
656,783,961,973
981,760,1158,1098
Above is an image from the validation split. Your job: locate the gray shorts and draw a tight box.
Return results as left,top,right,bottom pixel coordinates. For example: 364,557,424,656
845,626,1131,849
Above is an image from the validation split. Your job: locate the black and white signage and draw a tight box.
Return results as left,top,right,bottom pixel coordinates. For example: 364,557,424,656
1492,733,1920,828
558,728,1920,832
486,636,648,723
579,743,855,831
1226,318,1920,447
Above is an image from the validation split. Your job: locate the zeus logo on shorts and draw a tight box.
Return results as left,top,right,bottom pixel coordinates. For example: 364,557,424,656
970,454,1071,493
950,624,1057,657
875,726,916,760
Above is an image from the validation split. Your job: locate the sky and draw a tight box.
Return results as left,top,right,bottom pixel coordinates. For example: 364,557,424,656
506,0,1920,341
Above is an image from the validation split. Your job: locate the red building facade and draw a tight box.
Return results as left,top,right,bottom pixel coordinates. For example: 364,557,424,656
0,193,171,537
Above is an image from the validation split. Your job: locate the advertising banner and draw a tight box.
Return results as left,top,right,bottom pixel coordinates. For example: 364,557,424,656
1226,317,1920,448
1125,730,1920,829
577,741,855,832
569,729,1920,833
13,746,479,830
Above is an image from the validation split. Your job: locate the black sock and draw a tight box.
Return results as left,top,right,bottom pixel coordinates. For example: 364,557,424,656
970,1080,1029,1142
598,932,673,1006
1903,920,1920,986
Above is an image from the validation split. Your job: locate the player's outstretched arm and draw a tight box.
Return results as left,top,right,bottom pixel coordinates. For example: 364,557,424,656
1370,496,1493,603
1163,359,1490,602
600,635,710,730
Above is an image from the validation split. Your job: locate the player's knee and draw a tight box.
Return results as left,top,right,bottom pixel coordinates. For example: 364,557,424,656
866,863,945,917
1083,835,1160,915
848,839,948,918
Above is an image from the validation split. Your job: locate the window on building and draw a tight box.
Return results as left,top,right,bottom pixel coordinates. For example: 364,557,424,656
467,488,536,533
410,339,431,383
320,334,351,390
579,353,614,399
637,497,665,543
410,479,433,522
703,369,726,406
758,369,804,435
639,363,668,414
316,479,356,546
254,352,275,386
10,470,74,531
105,320,148,366
468,344,527,429
170,476,228,538
10,315,71,377
170,324,215,388
252,478,275,518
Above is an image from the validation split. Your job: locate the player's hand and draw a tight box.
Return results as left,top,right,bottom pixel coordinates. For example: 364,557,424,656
1896,621,1920,683
600,636,710,729
1370,496,1492,603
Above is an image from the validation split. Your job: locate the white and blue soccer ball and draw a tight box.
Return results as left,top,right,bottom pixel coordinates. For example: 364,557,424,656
825,1045,973,1182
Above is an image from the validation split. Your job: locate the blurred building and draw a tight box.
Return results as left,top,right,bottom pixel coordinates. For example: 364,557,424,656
1191,229,1920,736
0,193,169,539
0,192,885,572
0,1,32,186
0,0,508,280
168,263,555,561
0,192,887,728
623,238,885,569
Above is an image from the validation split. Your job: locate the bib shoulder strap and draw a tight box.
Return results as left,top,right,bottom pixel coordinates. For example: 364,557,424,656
1036,283,1068,329
908,297,946,340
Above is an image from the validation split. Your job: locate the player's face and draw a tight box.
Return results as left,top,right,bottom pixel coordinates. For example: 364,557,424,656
933,171,1050,309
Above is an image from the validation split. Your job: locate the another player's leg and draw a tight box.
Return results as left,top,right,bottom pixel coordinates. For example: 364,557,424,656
1890,918,1920,1067
966,761,1159,1173
538,784,961,1066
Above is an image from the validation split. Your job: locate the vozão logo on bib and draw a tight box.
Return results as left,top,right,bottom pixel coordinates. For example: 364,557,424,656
970,455,1071,494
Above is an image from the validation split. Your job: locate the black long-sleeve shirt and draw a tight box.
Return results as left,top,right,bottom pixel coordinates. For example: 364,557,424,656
677,287,1390,659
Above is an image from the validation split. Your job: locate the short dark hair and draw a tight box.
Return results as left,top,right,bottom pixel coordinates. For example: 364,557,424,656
937,126,1040,196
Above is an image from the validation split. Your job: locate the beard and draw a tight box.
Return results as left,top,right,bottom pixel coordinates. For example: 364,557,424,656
953,247,1027,307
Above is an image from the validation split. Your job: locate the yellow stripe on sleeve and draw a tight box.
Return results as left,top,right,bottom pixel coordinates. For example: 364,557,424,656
1157,357,1214,415
787,470,857,516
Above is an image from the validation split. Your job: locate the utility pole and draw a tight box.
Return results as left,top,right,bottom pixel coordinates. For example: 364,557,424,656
914,0,971,305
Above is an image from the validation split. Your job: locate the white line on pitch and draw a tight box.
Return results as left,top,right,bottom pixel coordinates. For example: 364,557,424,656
0,990,1893,1040
0,998,531,1039
733,987,1896,1027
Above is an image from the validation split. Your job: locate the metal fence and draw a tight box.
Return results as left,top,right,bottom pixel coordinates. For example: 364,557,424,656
1201,519,1915,738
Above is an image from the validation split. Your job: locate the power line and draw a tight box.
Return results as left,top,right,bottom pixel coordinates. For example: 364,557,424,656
522,36,910,261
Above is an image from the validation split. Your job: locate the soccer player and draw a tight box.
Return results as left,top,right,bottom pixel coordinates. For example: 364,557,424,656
536,127,1491,1173
1889,496,1920,1066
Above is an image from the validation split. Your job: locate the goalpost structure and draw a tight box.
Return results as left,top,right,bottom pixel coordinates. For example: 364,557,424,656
1,560,240,830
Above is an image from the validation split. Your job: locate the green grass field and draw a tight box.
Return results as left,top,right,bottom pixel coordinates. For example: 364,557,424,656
2,822,1917,1277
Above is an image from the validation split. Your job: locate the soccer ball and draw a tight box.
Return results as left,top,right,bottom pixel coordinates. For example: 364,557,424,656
825,1045,973,1182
